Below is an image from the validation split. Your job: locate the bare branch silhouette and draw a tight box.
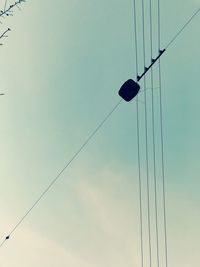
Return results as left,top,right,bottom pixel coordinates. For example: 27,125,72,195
0,0,26,95
0,0,26,45
0,0,26,18
0,27,11,44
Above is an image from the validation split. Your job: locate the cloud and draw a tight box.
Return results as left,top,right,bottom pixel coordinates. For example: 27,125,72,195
75,180,119,236
71,166,138,236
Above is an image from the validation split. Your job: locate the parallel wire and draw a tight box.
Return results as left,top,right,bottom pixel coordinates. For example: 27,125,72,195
137,6,200,83
141,1,152,266
159,61,168,267
0,0,199,255
149,1,160,267
133,1,144,267
157,1,168,267
0,99,122,248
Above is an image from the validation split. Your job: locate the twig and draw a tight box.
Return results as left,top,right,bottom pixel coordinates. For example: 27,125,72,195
0,28,11,44
0,0,25,18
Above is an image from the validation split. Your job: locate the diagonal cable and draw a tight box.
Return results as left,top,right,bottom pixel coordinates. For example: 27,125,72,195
1,0,200,254
166,7,200,49
0,99,122,248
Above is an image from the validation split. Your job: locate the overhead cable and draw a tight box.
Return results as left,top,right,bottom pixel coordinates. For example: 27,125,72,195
0,99,122,248
133,0,144,267
141,1,152,266
137,6,200,84
157,1,168,267
165,7,200,49
149,0,160,267
1,1,200,254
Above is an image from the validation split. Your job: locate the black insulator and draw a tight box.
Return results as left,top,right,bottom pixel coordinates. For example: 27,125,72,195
6,236,9,240
118,79,140,102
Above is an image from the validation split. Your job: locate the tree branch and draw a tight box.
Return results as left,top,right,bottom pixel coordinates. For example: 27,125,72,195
0,28,11,44
0,0,26,45
0,0,26,18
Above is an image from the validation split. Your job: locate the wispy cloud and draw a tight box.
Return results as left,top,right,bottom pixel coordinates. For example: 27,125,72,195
71,166,138,236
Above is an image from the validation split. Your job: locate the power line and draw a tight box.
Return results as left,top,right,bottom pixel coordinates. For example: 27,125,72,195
141,1,152,267
133,1,144,267
157,1,168,267
1,0,199,256
137,6,200,85
133,0,138,76
158,61,168,267
165,7,200,49
135,4,200,267
0,99,122,247
136,97,144,267
149,0,160,267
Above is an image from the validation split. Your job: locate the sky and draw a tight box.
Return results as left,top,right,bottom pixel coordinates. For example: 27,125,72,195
0,0,200,266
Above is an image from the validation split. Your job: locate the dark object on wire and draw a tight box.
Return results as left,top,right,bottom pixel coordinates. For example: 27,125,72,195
137,49,165,81
118,79,140,102
118,50,165,102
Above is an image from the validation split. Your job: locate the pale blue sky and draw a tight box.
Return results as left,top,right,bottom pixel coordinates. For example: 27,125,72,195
0,0,200,266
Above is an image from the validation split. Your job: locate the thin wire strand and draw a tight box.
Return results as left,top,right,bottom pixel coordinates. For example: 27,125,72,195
139,87,160,94
137,7,200,86
133,1,144,267
0,99,122,247
158,1,168,267
136,97,144,267
4,0,8,11
165,7,200,49
159,61,168,267
141,1,152,267
0,239,6,248
133,0,139,75
0,0,198,254
149,1,160,267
